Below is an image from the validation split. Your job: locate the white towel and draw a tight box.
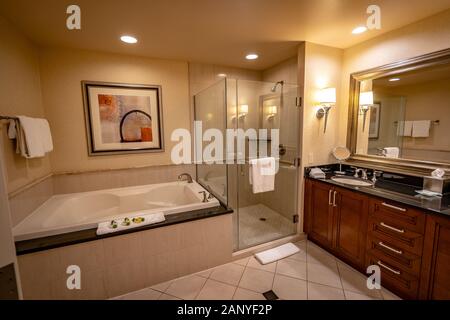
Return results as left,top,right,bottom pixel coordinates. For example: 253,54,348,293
412,120,431,138
96,212,165,236
383,147,400,158
254,243,300,265
309,168,326,179
249,157,275,194
397,121,413,137
16,116,53,158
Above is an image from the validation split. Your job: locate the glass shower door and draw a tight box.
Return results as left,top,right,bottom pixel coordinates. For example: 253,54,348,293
236,80,299,250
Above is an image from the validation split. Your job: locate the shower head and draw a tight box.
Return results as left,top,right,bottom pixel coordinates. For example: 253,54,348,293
271,81,284,92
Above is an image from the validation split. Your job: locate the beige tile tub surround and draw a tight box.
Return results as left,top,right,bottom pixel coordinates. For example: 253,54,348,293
8,164,195,226
18,214,232,299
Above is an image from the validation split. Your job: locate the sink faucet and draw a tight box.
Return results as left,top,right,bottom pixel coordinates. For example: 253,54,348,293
178,173,193,183
372,170,383,183
354,168,368,180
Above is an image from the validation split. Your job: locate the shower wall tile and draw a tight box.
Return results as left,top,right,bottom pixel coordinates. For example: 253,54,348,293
9,175,53,227
18,214,233,299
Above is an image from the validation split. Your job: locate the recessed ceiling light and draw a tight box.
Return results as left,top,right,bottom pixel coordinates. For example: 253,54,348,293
217,73,227,77
389,78,401,82
352,26,367,35
245,53,259,60
120,35,138,44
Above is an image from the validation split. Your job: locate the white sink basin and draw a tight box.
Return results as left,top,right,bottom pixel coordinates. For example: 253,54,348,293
331,176,374,187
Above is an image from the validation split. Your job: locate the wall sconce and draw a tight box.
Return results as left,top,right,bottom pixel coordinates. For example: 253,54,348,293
267,105,277,120
238,104,248,119
316,87,336,133
359,91,373,131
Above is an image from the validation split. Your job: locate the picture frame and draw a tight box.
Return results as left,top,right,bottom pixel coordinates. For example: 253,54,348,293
368,102,381,139
82,81,164,156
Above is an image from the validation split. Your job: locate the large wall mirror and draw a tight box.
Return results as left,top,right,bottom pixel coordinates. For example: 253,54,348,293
347,49,450,174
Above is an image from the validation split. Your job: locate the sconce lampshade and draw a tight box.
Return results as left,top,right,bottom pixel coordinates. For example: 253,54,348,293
268,106,277,115
317,88,336,104
239,104,249,114
360,91,374,106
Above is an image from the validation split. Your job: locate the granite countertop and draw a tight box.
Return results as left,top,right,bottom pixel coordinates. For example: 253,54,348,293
306,165,450,217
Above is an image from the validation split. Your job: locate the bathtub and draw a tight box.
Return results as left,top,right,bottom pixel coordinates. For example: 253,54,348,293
13,180,220,241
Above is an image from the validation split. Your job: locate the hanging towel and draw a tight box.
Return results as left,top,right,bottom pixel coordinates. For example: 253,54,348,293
412,120,431,138
16,116,53,158
249,157,275,194
383,147,400,158
397,121,413,137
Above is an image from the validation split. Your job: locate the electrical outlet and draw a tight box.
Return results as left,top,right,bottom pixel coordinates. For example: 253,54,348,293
308,152,314,164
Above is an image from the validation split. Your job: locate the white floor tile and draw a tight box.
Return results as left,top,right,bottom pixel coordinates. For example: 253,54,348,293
238,268,275,293
159,293,181,300
233,288,265,300
344,290,382,300
209,263,245,286
165,275,207,300
272,274,307,300
337,262,382,299
308,282,345,300
307,261,342,289
276,259,307,280
196,268,214,278
151,280,172,293
196,279,237,300
117,288,162,300
233,256,250,267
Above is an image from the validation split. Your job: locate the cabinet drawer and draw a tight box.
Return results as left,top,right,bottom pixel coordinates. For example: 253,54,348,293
369,199,426,234
368,217,424,256
367,235,422,276
366,254,419,299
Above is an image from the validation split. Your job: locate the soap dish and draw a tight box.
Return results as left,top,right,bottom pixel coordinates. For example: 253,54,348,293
415,190,442,197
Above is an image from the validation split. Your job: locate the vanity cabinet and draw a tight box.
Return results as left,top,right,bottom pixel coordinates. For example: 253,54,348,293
304,179,369,270
304,178,450,300
419,214,450,300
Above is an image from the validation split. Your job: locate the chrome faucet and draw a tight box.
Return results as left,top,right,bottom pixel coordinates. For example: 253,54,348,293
372,170,383,183
178,173,193,183
354,168,368,180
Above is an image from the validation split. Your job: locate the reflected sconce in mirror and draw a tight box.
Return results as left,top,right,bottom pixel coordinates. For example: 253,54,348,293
238,104,248,119
267,105,277,120
359,91,373,131
316,88,336,133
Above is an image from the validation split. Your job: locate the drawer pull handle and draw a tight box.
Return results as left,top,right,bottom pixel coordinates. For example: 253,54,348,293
377,260,401,275
380,222,405,234
333,191,337,207
329,190,333,206
378,242,403,255
381,202,406,212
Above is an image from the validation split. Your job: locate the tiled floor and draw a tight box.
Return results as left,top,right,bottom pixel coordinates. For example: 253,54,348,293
112,239,401,300
238,204,294,249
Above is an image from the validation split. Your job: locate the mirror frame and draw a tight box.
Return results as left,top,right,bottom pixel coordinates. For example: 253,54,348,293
347,48,450,176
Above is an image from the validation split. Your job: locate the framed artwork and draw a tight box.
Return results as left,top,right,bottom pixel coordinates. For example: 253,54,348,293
368,102,381,139
82,81,164,155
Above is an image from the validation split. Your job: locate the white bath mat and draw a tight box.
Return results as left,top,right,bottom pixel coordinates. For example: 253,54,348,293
254,243,300,265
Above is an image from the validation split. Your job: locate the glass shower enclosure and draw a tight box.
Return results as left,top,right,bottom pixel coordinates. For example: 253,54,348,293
194,78,299,251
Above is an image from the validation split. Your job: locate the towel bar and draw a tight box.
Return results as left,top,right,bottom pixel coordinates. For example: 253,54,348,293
0,116,19,120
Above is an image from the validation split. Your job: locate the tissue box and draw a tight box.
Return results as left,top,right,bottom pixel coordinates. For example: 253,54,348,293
423,176,450,195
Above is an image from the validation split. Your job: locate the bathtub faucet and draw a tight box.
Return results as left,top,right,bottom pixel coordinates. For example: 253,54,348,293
178,173,193,183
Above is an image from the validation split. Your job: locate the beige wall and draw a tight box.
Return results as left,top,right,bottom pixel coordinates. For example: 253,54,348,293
39,47,191,173
262,56,298,85
0,16,52,194
302,42,344,166
338,9,450,149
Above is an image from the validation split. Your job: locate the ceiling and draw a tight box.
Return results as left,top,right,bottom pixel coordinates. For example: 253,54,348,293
1,0,450,70
374,64,450,88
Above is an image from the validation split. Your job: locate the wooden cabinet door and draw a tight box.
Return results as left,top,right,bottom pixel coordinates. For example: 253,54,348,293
333,187,369,269
305,180,334,249
419,214,450,300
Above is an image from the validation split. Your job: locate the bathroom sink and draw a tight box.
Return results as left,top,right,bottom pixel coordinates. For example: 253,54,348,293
331,176,374,187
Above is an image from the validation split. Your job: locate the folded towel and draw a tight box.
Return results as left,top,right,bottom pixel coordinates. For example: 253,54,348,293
309,168,326,179
383,147,400,158
397,121,413,137
249,157,276,194
412,120,431,138
96,212,165,236
254,243,300,265
16,116,53,158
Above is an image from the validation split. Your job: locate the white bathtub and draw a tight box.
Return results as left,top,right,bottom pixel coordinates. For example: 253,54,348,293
13,180,220,241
